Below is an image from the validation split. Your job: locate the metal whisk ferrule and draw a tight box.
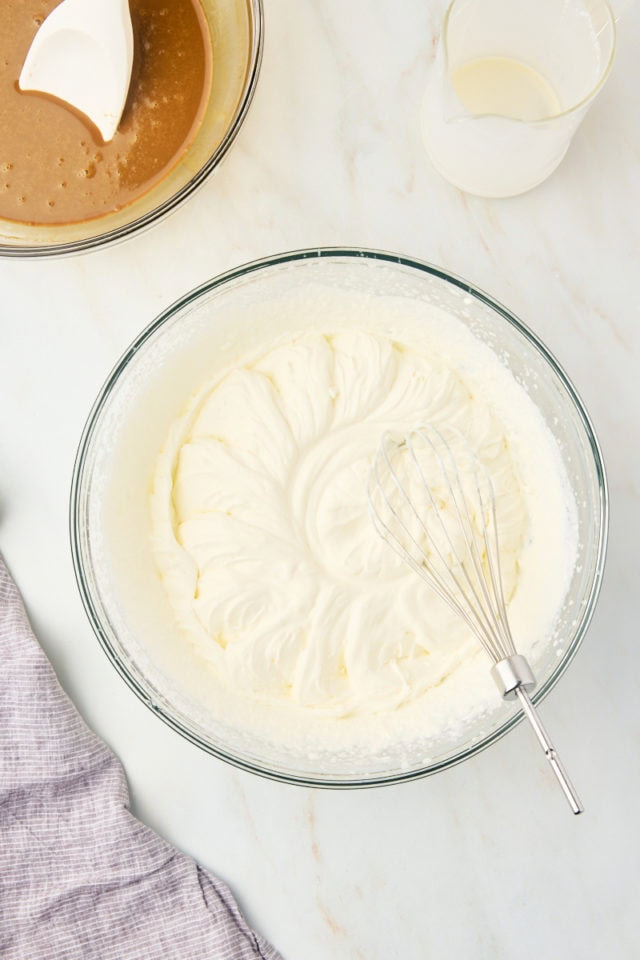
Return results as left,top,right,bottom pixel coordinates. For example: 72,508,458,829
368,424,583,815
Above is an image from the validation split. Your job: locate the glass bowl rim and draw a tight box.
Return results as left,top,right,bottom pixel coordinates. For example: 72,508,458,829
70,246,609,788
0,0,264,260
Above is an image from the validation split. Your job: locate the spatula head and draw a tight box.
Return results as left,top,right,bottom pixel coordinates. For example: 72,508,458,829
19,0,134,142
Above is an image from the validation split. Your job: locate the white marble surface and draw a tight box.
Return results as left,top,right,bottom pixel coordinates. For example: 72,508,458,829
2,1,640,957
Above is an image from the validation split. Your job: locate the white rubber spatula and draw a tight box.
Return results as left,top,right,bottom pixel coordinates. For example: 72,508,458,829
19,0,134,142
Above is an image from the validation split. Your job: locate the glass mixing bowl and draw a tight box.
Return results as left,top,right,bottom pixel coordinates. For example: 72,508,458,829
71,249,608,786
0,0,262,258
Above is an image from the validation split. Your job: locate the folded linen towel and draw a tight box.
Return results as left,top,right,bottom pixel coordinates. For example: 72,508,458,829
0,556,282,960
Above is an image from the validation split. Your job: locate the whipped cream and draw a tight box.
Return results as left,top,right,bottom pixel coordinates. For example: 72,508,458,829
150,322,576,733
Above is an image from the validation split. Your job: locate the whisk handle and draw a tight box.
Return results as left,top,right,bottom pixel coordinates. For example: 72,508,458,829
514,685,584,815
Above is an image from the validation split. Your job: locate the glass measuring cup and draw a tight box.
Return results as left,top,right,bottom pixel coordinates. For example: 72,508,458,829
421,0,617,198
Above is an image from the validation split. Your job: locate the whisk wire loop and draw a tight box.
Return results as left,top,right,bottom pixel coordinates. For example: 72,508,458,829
369,437,491,643
369,426,514,663
407,428,516,662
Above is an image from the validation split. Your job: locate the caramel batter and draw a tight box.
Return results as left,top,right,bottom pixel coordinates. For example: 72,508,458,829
0,0,212,225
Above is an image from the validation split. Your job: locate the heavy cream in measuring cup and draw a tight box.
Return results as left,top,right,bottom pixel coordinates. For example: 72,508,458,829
422,0,616,197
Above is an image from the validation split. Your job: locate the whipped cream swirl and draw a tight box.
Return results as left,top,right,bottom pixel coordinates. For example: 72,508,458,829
151,330,529,717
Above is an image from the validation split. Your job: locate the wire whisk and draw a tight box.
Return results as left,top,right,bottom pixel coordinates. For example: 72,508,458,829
368,424,583,814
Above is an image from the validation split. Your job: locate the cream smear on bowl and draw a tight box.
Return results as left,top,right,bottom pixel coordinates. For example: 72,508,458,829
147,296,578,754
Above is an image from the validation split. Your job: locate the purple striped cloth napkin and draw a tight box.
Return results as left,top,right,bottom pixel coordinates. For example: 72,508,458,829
0,556,282,960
